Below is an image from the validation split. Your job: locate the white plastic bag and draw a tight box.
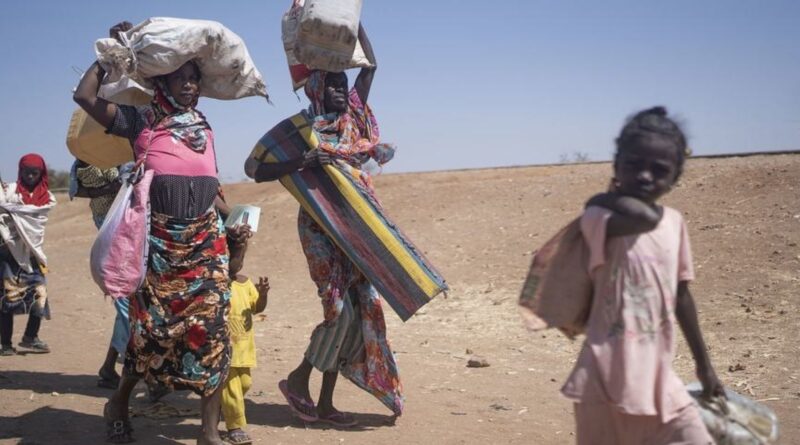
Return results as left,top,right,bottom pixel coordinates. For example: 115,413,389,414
282,0,372,90
96,17,267,100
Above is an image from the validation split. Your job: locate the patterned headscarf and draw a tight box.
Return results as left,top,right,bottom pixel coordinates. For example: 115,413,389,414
303,70,329,117
145,71,210,153
16,153,50,206
303,71,394,165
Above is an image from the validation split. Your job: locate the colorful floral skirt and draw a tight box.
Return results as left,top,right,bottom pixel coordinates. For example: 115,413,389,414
0,246,49,318
125,210,230,397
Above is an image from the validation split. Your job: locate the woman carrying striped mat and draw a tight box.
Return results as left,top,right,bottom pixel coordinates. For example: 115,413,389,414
246,28,446,427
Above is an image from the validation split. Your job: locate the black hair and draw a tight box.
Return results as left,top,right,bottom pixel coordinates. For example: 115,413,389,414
615,106,688,180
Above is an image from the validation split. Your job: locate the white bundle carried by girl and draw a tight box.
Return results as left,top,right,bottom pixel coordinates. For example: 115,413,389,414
95,17,268,100
687,382,779,444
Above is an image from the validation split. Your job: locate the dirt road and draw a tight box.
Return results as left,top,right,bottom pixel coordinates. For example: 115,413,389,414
1,154,797,444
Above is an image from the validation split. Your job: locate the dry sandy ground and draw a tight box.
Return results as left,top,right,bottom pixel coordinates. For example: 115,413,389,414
0,154,798,444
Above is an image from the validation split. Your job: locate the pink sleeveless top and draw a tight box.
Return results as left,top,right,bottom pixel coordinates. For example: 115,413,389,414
134,127,217,177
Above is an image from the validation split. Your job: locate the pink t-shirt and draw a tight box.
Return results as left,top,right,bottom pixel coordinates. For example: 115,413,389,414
561,205,695,422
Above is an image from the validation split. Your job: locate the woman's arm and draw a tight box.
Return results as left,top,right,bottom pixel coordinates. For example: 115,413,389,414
354,23,377,105
214,195,232,220
586,192,662,237
73,22,132,129
253,157,304,182
252,151,333,183
675,281,725,400
73,62,117,129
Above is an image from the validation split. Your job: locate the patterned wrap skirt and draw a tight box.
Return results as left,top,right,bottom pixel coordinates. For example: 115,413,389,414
0,245,49,318
298,208,404,415
125,210,231,397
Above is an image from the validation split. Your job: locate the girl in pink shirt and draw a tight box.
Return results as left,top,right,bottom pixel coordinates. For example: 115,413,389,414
563,107,724,445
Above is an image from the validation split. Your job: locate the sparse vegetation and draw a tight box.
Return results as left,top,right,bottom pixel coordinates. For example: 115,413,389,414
558,151,591,164
48,169,71,190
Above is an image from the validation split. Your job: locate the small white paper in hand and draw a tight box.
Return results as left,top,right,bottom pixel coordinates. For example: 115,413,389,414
225,205,262,233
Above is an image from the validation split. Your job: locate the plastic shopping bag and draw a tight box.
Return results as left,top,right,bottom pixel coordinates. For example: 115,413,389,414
90,166,154,299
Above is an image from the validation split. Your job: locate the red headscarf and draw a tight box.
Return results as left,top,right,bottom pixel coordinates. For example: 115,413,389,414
16,154,50,206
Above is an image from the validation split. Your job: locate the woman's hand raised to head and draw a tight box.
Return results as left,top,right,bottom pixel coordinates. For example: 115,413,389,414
109,21,133,42
354,23,376,105
72,22,133,129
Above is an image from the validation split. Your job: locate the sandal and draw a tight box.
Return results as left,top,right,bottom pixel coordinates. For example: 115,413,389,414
18,336,50,353
318,411,358,428
0,345,15,356
224,429,253,445
104,402,134,444
278,379,318,422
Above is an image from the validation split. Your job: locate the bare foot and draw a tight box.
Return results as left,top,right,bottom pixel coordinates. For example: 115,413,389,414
196,434,225,445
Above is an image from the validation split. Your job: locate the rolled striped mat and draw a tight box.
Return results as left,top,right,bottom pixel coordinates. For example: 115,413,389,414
248,111,447,321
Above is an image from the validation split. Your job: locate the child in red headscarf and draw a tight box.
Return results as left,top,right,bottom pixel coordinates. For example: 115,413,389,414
0,154,57,355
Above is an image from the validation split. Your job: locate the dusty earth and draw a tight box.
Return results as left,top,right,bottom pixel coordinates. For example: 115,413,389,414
1,154,798,445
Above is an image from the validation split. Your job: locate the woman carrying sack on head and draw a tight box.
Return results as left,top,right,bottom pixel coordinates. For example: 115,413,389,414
74,21,239,445
0,154,56,356
252,25,402,427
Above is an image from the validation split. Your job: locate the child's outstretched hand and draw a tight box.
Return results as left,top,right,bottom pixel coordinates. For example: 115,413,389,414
254,276,269,314
256,276,270,295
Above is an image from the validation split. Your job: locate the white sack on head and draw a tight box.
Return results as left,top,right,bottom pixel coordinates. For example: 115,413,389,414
282,0,373,90
96,17,268,100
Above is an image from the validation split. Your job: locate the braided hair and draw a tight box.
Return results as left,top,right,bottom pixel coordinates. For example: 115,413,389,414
615,106,689,180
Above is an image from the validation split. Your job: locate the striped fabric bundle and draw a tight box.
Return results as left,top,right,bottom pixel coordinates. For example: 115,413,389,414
248,111,447,321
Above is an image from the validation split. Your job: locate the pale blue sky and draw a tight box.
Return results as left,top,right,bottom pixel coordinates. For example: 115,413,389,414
1,1,798,183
